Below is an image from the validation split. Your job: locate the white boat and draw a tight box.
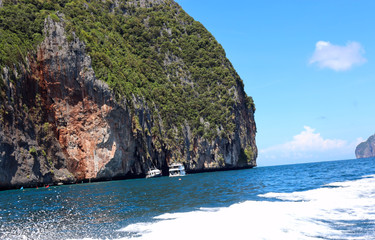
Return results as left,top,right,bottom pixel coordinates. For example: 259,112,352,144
169,163,186,177
146,169,162,178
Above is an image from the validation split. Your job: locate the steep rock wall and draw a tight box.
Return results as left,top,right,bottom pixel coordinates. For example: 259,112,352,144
34,15,135,180
0,8,257,189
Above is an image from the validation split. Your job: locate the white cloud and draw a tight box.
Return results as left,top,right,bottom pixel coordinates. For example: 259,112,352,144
258,126,362,166
309,41,366,71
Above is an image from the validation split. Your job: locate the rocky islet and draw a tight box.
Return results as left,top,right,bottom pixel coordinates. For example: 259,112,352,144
0,0,257,189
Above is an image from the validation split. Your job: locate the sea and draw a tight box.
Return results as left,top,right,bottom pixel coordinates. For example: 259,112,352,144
0,157,374,240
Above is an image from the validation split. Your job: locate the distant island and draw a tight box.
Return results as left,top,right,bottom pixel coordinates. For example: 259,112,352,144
355,134,375,159
0,0,257,189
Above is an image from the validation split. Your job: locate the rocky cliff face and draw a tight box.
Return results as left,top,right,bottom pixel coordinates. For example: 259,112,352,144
0,1,257,189
355,134,375,159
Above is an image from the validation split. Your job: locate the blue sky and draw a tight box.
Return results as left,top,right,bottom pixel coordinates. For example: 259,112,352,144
175,0,375,166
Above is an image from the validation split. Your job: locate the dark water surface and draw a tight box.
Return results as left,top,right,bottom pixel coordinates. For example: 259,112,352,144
0,158,374,239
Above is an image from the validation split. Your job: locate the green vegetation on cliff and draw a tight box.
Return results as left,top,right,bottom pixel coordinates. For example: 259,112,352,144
0,1,50,66
0,0,255,145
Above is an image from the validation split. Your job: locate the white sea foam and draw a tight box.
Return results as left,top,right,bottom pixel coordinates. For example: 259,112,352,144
117,175,375,240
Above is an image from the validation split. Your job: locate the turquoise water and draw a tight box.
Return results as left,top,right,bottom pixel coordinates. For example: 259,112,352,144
0,158,374,239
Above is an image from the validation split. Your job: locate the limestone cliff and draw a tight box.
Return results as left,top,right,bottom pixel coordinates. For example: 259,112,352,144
0,0,257,189
355,134,375,159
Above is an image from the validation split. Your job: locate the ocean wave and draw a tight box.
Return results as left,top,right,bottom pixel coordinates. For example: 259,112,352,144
118,175,375,240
